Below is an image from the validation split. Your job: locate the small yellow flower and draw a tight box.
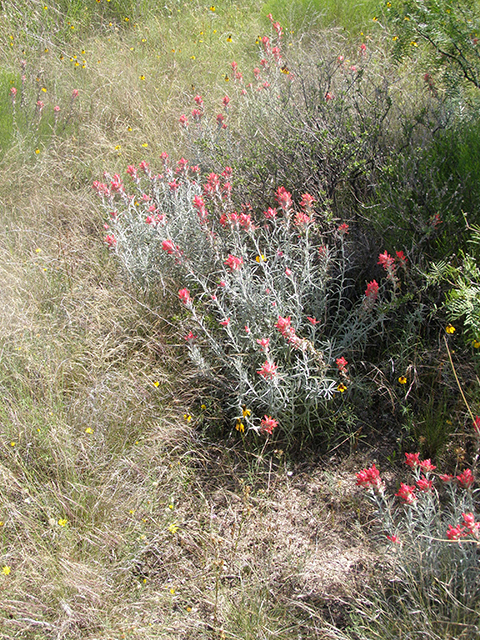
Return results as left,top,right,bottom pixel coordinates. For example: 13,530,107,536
186,606,192,612
10,442,15,447
35,248,41,253
410,41,418,47
209,5,215,11
184,414,192,422
0,521,4,526
226,35,232,42
190,55,196,60
140,75,145,80
114,145,121,151
41,87,47,93
35,149,40,154
2,566,11,576
58,518,68,527
255,254,266,263
473,340,480,348
85,427,93,434
235,420,245,433
201,404,206,410
127,126,132,131
141,143,148,148
392,35,398,40
168,521,179,534
398,376,407,385
129,509,135,514
152,380,160,387
242,407,251,418
373,16,378,21
170,587,175,594
337,383,347,393
446,324,456,334
141,38,147,42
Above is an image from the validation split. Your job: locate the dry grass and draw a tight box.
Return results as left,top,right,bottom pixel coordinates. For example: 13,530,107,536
0,4,389,639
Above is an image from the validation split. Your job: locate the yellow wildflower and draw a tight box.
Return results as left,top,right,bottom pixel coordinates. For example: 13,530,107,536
446,324,455,334
2,566,11,576
398,376,407,385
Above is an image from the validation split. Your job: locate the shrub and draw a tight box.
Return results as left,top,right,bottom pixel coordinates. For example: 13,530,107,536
94,158,399,444
386,0,480,91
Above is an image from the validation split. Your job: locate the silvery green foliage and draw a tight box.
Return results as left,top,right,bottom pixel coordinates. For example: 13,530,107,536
356,459,480,636
95,159,387,439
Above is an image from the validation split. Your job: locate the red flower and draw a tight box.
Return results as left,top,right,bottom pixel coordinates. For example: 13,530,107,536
419,459,436,472
275,186,292,211
356,464,384,492
219,318,230,326
336,357,348,373
257,361,278,379
300,193,315,209
264,207,277,219
416,476,433,492
395,250,407,265
179,114,189,128
457,468,475,488
337,223,349,235
405,452,421,468
104,235,116,248
224,254,243,271
439,474,454,483
446,523,467,541
307,317,320,325
378,251,395,270
365,280,379,301
178,288,191,305
395,483,417,504
386,534,400,543
256,338,270,350
462,513,480,537
474,415,480,435
162,239,176,254
260,415,278,435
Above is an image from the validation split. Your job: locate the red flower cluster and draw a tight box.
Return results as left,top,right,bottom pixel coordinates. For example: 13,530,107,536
356,463,384,492
260,415,278,435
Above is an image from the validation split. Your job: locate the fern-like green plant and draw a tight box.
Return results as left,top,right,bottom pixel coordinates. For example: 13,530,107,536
430,226,480,341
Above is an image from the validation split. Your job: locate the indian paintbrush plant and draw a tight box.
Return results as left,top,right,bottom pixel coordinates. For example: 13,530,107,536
355,451,480,635
95,155,407,445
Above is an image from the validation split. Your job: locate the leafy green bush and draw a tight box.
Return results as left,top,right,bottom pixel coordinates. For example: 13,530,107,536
387,0,480,91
